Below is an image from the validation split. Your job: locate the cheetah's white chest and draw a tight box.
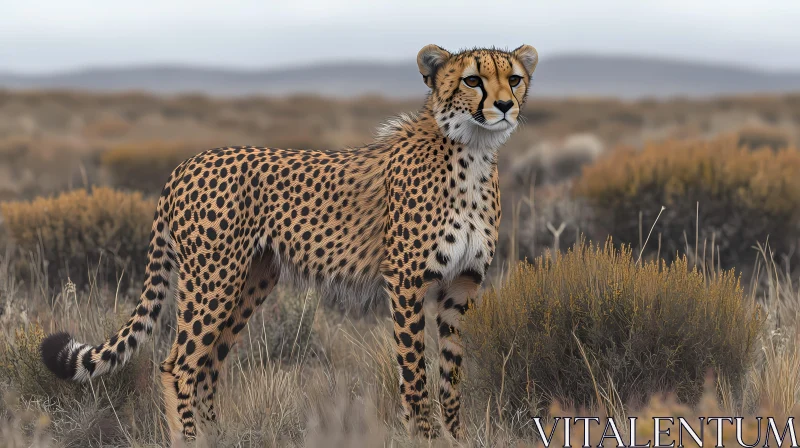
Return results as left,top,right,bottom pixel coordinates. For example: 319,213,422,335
428,147,496,283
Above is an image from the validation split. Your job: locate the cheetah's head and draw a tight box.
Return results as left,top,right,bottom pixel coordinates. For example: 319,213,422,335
417,44,538,150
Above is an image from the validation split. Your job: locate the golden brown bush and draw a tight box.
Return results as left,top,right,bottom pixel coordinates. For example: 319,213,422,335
574,136,800,268
0,187,154,286
464,240,763,415
100,140,208,193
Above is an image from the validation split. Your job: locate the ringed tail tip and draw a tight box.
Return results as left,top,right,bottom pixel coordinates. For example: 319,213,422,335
40,332,75,380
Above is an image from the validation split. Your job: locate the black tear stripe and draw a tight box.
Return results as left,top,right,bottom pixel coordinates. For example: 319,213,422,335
470,54,489,123
511,82,522,109
473,83,488,123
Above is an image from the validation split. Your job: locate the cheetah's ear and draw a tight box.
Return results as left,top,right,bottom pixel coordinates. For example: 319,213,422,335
417,44,451,89
512,45,539,75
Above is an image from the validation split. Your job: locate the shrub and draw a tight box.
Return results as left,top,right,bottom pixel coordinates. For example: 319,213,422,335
574,136,800,269
0,187,154,288
100,140,206,193
737,126,791,152
510,133,605,187
464,240,762,416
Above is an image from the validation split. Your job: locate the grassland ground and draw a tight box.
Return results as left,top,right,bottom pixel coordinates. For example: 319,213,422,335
1,91,800,446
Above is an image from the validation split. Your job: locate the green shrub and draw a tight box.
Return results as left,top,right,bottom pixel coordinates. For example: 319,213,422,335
0,187,154,288
464,240,762,415
574,136,800,269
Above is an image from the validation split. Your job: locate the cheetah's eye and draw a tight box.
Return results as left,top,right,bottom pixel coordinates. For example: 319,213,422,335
463,76,482,88
509,75,522,87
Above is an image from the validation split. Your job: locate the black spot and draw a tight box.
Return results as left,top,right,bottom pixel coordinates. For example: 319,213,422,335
460,268,483,285
217,343,230,361
399,332,413,348
150,304,162,320
439,322,453,338
127,335,138,350
409,318,425,334
82,350,95,375
202,333,215,346
423,269,443,281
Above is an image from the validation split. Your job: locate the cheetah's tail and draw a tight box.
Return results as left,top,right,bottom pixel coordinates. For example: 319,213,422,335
40,190,173,382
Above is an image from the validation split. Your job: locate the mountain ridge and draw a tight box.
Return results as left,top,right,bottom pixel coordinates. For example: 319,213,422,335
2,54,799,99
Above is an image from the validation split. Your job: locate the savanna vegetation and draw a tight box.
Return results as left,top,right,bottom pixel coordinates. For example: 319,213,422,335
1,90,800,446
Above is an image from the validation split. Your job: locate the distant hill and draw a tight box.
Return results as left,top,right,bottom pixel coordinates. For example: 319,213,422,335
2,54,800,99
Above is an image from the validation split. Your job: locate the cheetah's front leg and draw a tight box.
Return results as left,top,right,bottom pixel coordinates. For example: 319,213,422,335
436,274,480,439
383,269,434,438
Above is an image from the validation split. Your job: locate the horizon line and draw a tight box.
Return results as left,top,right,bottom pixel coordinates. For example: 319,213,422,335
2,50,799,77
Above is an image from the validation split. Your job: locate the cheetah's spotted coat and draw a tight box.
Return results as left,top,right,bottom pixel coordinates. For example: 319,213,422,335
40,44,538,443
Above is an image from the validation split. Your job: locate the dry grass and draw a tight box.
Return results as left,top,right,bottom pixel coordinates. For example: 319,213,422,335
1,235,796,447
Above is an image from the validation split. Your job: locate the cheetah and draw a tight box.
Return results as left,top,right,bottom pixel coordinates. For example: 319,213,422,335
40,44,538,443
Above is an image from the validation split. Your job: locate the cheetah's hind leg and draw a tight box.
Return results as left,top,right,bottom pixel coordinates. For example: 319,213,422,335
193,251,279,435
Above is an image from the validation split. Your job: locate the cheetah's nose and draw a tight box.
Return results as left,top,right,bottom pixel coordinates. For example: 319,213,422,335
493,100,513,114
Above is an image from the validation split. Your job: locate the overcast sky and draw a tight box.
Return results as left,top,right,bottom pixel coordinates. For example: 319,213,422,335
2,0,799,73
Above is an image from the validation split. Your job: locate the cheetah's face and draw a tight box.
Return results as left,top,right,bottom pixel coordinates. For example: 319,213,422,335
417,44,538,149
